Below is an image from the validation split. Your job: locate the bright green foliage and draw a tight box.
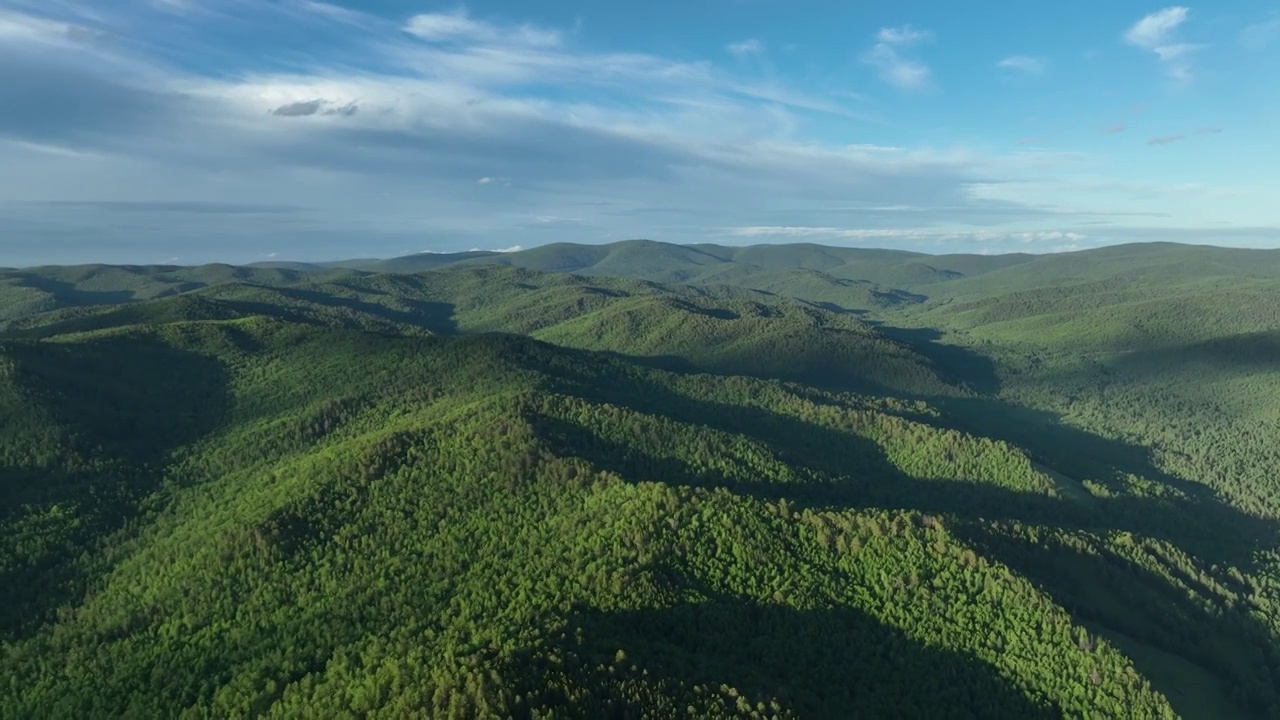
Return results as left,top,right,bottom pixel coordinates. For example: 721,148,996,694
0,322,1174,718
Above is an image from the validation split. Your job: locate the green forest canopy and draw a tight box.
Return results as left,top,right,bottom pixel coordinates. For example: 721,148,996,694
2,240,1279,718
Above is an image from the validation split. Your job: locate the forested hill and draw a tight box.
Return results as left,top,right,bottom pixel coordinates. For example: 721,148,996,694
1,266,950,395
3,240,1280,718
353,240,1280,319
14,238,1280,315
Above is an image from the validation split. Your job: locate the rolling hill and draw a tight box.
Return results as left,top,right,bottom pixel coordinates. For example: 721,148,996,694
336,240,1026,308
0,314,1254,719
5,266,955,396
3,239,1280,718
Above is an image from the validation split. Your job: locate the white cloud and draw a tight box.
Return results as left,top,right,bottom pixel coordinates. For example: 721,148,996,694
1125,6,1188,47
863,46,929,90
863,26,932,90
3,138,101,158
1153,43,1198,61
0,9,80,43
877,26,933,45
1241,17,1280,50
375,17,865,122
151,0,201,15
1146,126,1221,146
404,11,486,41
727,38,764,57
295,1,372,26
1124,7,1202,81
997,55,1047,74
404,10,561,48
467,245,524,252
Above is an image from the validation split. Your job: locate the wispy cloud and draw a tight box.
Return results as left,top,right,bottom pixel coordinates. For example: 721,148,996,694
150,0,205,16
862,25,933,90
1241,17,1280,51
0,9,95,44
1147,126,1223,145
997,55,1047,74
464,244,524,253
295,1,372,27
877,26,933,45
1124,7,1202,81
404,10,562,48
1103,124,1126,134
1125,7,1189,47
727,38,764,57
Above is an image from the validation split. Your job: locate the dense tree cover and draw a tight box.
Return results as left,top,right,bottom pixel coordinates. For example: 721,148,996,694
0,263,309,324
3,240,1280,717
4,266,956,397
0,317,1183,718
898,260,1280,518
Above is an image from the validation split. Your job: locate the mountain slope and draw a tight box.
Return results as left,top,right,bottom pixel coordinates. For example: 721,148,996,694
2,303,1279,716
900,249,1280,521
4,242,1280,717
336,240,1030,308
0,263,313,325
295,267,950,393
5,266,955,396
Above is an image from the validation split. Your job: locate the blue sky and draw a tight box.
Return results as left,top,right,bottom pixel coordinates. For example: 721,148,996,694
1,0,1278,265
